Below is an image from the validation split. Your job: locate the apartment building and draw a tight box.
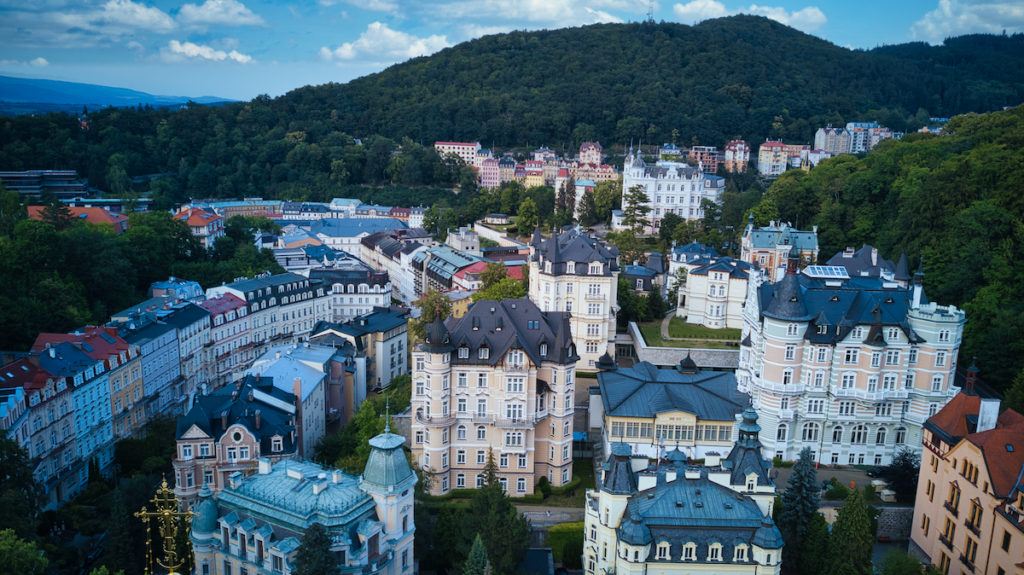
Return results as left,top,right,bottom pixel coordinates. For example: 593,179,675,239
116,317,181,418
687,145,720,173
246,346,329,457
173,207,225,249
677,256,753,330
528,228,619,369
621,148,725,230
434,140,481,165
590,357,746,459
579,141,603,166
309,261,392,321
739,216,819,281
311,217,408,257
200,293,252,387
738,255,966,465
310,306,409,390
756,141,788,177
173,374,298,503
909,385,1024,575
410,298,578,496
583,408,782,575
479,157,500,189
163,302,212,404
723,139,751,173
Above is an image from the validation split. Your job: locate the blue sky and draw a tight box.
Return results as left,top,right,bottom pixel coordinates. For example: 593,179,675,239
0,0,1021,100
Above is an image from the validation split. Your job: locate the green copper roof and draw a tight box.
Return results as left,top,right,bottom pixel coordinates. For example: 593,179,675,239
363,430,414,489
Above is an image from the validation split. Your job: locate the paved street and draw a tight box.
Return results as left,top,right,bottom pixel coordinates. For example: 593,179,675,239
516,505,586,527
773,464,875,493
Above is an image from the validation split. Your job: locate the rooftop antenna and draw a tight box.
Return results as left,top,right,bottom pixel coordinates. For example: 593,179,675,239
646,0,655,22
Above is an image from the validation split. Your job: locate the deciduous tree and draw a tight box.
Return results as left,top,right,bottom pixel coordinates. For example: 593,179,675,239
293,523,339,575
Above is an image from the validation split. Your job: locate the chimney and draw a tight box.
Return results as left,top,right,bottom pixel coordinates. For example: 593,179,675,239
257,457,271,474
977,397,1000,433
48,346,56,359
705,452,721,467
871,247,878,266
912,265,925,309
275,351,281,359
254,409,262,429
684,468,701,480
293,377,304,456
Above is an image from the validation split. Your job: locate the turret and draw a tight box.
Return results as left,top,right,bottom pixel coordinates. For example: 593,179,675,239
912,263,925,309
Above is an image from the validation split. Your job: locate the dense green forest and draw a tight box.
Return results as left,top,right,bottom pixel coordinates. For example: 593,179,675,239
1,17,1023,207
750,105,1024,391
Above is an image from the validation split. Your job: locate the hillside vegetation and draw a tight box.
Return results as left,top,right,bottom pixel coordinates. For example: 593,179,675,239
1,17,1023,206
752,105,1024,390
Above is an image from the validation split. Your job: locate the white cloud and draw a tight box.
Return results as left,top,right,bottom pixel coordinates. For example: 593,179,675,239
433,0,626,28
673,1,826,32
50,0,177,34
319,0,398,13
29,57,49,67
319,21,450,62
0,56,50,67
673,0,728,21
586,7,624,22
178,0,264,27
911,0,1024,43
166,39,252,63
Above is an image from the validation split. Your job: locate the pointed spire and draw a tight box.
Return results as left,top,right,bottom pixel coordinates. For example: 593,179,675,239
384,396,391,434
894,252,910,282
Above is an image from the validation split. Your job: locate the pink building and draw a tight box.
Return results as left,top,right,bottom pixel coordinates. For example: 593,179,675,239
723,140,750,173
579,141,603,166
688,146,720,173
479,157,500,189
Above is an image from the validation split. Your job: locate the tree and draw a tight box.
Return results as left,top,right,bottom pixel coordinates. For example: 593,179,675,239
103,490,142,575
658,212,683,245
480,262,507,290
0,435,39,539
39,191,72,230
577,189,598,226
468,452,530,575
516,197,539,232
827,489,875,575
106,153,132,197
880,448,920,503
472,278,526,302
592,180,621,223
0,185,24,238
292,523,339,575
89,568,126,575
1005,368,1024,415
779,447,820,573
463,534,492,575
620,185,651,234
646,290,667,320
555,177,576,225
0,529,47,575
668,267,687,307
797,513,830,575
411,290,452,341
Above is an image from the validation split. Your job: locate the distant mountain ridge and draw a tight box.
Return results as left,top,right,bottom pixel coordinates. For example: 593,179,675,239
0,75,233,114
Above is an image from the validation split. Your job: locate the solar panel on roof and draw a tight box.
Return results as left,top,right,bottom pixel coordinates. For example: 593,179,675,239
803,265,850,279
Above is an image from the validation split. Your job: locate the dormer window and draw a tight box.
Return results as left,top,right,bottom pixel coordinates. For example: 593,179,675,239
734,545,748,562
567,262,575,274
479,347,489,360
589,263,601,274
682,543,696,560
787,323,799,336
655,542,670,560
707,543,722,561
458,346,469,359
540,343,548,356
817,324,828,335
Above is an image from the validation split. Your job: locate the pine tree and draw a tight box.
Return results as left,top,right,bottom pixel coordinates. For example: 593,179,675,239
469,452,530,575
827,489,875,575
293,523,339,575
779,447,820,573
620,185,651,233
39,190,72,230
104,490,143,575
797,512,830,575
463,533,492,575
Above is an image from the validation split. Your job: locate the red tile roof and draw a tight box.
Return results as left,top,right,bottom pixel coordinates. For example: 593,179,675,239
31,326,130,361
0,357,50,392
199,293,246,315
174,207,222,227
927,392,981,441
967,416,1024,497
27,205,129,231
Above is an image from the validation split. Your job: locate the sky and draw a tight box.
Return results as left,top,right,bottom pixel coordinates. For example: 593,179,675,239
0,0,1022,100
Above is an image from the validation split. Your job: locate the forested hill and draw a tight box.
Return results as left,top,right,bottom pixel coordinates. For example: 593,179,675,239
283,16,1024,147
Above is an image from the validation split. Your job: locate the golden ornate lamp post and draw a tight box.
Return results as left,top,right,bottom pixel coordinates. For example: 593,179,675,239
135,476,195,575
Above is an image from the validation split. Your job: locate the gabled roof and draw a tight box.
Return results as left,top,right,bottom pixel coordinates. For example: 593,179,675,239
27,205,128,230
532,228,618,274
744,222,818,251
310,218,406,238
688,256,752,279
826,245,896,278
598,361,745,421
174,207,222,226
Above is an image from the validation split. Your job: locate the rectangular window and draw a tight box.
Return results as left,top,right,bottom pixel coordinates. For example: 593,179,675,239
844,349,859,364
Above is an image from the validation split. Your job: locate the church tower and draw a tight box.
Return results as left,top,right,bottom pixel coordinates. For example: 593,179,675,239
361,414,417,574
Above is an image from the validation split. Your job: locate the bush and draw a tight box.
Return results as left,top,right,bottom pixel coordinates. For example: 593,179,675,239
825,478,851,501
772,456,795,468
536,476,553,498
548,522,584,568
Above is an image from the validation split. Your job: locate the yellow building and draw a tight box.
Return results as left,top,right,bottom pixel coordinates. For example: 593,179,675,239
910,386,1024,575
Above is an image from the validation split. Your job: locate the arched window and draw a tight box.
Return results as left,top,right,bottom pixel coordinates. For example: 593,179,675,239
456,425,466,440
801,422,820,442
787,323,799,336
851,425,867,444
476,426,486,440
682,543,696,561
655,542,671,560
347,284,355,294
776,424,788,442
733,544,749,562
875,427,887,445
895,427,907,444
832,426,843,444
707,542,723,561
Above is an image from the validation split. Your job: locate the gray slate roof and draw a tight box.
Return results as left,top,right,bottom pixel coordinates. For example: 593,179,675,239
176,375,296,455
745,223,818,251
436,298,578,367
598,361,745,421
688,256,752,279
531,228,619,275
826,245,898,278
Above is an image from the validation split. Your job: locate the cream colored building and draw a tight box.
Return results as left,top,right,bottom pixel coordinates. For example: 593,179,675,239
528,228,619,369
910,386,1024,575
677,256,754,330
739,258,966,465
410,298,578,496
584,408,783,575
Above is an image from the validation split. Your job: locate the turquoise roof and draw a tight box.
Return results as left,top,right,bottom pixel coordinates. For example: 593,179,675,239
363,429,415,490
192,485,219,536
216,460,375,530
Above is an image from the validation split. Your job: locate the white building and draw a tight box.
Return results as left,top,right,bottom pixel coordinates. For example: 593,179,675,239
311,218,408,257
583,408,783,575
738,257,966,465
434,141,481,165
621,148,725,232
677,256,754,330
528,228,619,369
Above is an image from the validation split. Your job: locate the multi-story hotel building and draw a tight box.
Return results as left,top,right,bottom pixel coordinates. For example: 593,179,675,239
590,356,747,459
723,139,751,173
909,385,1024,575
621,148,725,231
173,375,298,503
738,256,966,465
173,207,225,250
579,141,603,166
739,216,819,282
528,228,619,369
190,431,416,575
756,140,788,177
410,298,578,496
200,293,253,387
687,145,720,173
163,302,212,404
309,262,392,321
583,408,783,575
434,141,481,165
677,256,753,330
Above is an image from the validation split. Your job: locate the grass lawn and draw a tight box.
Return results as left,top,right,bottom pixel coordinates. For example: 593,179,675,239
637,321,738,349
665,318,741,340
544,458,596,507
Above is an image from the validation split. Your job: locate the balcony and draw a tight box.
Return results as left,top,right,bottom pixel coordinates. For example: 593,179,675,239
495,417,537,429
965,520,981,537
777,409,794,420
415,413,455,427
503,364,527,374
938,534,953,550
957,555,975,573
584,293,605,302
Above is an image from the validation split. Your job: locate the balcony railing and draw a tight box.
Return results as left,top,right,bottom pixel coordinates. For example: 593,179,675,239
965,520,981,537
944,500,959,517
957,555,975,573
495,417,537,429
415,413,455,427
938,534,953,550
584,293,604,302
